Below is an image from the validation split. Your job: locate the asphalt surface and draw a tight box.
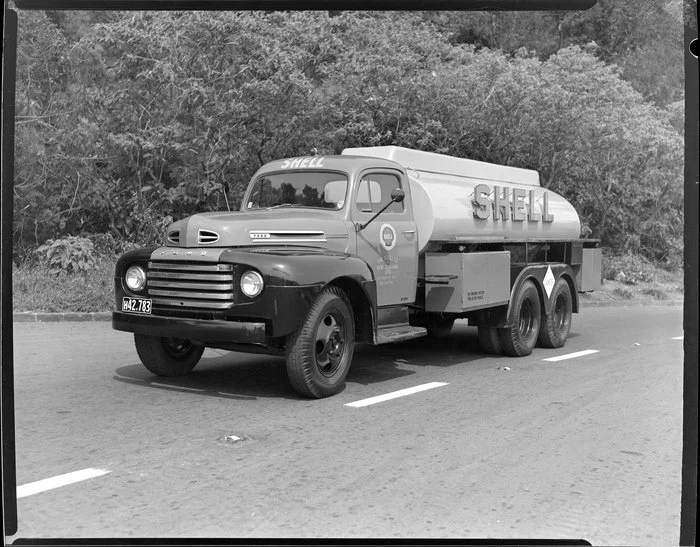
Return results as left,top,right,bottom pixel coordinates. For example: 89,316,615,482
7,305,683,543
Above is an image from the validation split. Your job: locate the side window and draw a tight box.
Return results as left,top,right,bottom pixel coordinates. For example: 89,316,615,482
355,173,404,214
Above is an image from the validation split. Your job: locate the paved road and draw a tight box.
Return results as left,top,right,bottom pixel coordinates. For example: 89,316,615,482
7,305,683,543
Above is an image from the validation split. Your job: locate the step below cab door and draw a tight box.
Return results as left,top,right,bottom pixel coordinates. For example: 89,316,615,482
352,170,418,308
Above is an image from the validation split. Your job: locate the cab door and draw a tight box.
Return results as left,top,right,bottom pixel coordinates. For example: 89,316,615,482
352,170,418,307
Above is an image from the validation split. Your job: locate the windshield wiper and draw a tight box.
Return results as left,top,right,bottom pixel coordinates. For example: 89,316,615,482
266,203,304,210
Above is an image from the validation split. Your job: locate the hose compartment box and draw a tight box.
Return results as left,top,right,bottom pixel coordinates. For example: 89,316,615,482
425,251,511,313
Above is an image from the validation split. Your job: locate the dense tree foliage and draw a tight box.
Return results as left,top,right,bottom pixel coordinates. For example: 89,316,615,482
13,7,684,265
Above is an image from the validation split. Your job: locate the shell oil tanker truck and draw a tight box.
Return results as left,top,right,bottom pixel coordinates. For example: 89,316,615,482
112,146,601,398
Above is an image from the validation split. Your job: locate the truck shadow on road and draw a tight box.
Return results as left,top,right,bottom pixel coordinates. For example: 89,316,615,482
349,324,485,385
112,324,492,400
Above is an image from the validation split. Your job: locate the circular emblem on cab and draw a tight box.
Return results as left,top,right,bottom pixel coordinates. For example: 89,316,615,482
380,223,397,251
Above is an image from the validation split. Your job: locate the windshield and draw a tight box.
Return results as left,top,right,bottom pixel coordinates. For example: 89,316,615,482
246,171,348,210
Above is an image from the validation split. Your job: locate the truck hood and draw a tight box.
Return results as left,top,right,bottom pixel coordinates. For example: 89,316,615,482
164,209,350,252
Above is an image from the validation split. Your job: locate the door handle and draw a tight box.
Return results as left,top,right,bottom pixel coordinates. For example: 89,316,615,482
402,229,416,234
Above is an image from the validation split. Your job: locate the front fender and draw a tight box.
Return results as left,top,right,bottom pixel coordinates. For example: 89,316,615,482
219,248,374,288
217,248,376,337
113,246,159,307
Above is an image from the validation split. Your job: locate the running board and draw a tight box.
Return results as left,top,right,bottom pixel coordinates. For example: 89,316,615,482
375,324,427,345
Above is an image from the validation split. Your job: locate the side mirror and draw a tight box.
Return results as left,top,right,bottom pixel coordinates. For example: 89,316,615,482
391,188,405,203
356,187,407,232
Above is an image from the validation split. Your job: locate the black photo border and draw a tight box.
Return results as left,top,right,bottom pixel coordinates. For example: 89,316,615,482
1,1,696,544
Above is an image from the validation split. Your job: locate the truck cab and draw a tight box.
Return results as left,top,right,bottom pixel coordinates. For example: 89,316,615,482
237,154,420,308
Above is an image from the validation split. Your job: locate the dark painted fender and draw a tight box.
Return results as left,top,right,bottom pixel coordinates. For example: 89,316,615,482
216,248,377,337
507,264,580,327
113,246,159,307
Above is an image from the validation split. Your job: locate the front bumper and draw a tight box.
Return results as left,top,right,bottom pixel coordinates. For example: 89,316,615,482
112,311,266,346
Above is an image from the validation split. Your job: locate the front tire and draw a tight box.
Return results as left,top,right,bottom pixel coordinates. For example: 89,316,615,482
499,279,541,357
285,287,355,398
537,278,573,348
134,334,204,377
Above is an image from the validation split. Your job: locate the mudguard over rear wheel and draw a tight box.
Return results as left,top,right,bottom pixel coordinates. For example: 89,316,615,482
537,277,573,348
285,286,355,398
499,279,541,357
134,334,204,377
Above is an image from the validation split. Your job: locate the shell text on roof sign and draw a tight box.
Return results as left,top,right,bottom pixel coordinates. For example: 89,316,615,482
279,156,325,169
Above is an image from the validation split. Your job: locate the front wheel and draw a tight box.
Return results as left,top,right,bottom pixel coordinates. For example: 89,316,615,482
134,334,204,377
285,287,355,398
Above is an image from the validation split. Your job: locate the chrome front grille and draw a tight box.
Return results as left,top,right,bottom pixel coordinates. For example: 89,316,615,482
147,261,234,311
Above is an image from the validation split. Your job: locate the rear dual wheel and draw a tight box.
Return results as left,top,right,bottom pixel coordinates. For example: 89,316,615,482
500,280,542,357
478,278,573,357
537,278,573,348
477,280,541,357
478,326,503,355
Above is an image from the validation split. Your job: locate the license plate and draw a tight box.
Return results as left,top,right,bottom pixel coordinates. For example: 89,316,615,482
122,297,152,315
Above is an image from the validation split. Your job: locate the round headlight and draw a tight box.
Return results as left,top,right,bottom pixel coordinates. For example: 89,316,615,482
240,270,264,297
125,265,147,292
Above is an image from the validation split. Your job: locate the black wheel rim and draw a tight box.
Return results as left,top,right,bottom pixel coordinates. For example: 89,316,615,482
553,293,569,332
162,338,194,359
314,311,346,377
518,298,536,342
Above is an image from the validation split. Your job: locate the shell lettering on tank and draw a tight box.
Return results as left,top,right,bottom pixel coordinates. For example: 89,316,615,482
472,184,554,223
279,156,325,169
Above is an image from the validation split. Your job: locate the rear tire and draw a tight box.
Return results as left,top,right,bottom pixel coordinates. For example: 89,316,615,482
285,287,355,398
500,280,541,357
134,334,204,377
537,278,573,348
478,326,503,355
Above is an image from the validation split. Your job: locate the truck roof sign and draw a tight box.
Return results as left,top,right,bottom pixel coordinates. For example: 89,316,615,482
279,156,326,169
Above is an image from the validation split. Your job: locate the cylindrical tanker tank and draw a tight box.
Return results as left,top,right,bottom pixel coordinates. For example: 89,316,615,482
343,146,581,253
408,171,581,252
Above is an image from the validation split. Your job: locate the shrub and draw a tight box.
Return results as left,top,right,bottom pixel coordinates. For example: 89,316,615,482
87,233,141,258
34,236,98,275
602,251,659,285
640,287,669,300
613,286,633,300
13,256,115,312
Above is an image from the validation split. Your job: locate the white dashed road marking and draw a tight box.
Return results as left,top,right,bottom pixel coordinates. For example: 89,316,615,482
345,382,449,408
543,349,600,362
17,468,110,499
672,336,683,340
